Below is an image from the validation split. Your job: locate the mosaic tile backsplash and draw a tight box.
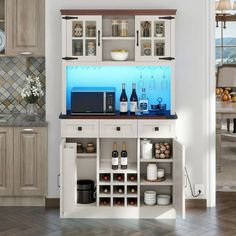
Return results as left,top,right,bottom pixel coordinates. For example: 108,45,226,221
0,57,45,113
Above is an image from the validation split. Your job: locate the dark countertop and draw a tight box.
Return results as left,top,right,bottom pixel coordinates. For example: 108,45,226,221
59,111,178,120
0,113,47,127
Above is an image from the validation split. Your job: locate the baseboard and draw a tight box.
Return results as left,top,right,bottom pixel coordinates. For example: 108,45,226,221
0,197,45,206
186,199,207,208
45,198,60,208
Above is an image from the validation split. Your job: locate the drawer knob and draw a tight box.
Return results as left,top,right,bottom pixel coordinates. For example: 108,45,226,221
116,127,121,131
78,126,82,131
154,127,159,131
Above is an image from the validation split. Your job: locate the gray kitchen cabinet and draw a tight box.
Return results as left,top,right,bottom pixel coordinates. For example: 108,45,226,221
6,0,45,56
0,127,47,201
0,128,13,195
13,127,47,196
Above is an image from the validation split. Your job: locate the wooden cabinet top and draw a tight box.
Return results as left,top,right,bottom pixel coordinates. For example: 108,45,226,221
60,9,177,16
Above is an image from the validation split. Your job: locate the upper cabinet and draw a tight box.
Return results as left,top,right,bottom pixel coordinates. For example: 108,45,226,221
61,10,176,62
6,0,45,56
135,16,174,62
62,16,102,61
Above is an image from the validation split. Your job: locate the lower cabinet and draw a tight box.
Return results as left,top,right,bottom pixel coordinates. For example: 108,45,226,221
13,127,47,196
0,128,13,195
0,127,47,203
60,119,185,219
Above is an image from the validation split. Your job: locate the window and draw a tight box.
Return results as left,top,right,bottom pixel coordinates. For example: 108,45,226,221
216,21,236,67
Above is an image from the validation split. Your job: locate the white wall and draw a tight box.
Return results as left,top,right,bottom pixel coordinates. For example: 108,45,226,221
46,0,209,198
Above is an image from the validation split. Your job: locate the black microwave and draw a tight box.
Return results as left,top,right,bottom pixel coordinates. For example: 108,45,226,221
71,87,116,115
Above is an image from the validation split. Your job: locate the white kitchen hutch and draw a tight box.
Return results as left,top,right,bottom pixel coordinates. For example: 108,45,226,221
60,9,185,219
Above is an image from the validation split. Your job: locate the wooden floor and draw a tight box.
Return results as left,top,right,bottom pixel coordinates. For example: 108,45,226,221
0,192,236,236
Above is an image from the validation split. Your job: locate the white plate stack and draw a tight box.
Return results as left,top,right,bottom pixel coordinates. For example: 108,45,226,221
144,191,156,205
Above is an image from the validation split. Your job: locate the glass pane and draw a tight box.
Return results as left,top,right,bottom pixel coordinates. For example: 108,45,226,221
140,21,151,38
85,21,96,37
72,21,83,37
140,40,152,56
154,40,165,57
154,21,165,38
86,40,96,56
216,47,222,67
224,47,236,64
72,40,83,56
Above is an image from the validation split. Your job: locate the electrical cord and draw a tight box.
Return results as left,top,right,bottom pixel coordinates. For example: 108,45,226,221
184,167,201,197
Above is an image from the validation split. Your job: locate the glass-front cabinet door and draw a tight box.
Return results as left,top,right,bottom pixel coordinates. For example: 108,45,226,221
64,16,102,61
135,16,174,62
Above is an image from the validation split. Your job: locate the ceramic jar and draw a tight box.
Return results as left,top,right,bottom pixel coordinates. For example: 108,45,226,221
147,164,158,181
157,168,165,178
141,139,152,159
87,42,96,56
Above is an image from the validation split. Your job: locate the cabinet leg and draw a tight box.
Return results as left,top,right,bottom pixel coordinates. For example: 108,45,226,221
216,120,221,173
227,119,231,132
233,119,236,133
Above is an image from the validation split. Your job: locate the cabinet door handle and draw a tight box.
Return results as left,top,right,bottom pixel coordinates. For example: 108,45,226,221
78,126,83,131
57,174,60,188
19,51,32,56
22,128,34,132
98,30,101,46
136,30,139,46
116,127,121,131
154,127,159,131
62,57,78,60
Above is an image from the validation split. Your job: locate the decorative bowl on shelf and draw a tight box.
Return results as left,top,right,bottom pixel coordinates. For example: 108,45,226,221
111,49,128,61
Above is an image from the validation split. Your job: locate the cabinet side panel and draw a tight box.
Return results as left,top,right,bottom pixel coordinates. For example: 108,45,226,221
0,133,7,188
173,139,185,219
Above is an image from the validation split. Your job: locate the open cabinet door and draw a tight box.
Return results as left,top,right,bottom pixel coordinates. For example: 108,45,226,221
173,139,185,219
60,139,77,216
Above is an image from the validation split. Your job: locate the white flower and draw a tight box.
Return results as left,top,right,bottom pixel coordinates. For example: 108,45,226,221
21,76,44,101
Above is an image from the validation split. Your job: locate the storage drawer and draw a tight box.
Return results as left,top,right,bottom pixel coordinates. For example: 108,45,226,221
61,120,99,138
138,120,176,138
100,120,137,138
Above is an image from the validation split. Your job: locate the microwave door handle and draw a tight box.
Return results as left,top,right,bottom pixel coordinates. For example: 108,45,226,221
103,92,106,113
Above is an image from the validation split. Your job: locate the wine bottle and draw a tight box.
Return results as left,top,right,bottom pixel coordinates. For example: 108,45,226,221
102,174,110,181
103,187,109,194
118,187,123,194
120,83,128,114
115,174,124,182
130,83,138,114
112,142,119,170
121,142,128,169
129,175,136,182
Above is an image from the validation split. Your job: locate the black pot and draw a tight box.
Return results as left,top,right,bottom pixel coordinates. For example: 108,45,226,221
77,179,95,204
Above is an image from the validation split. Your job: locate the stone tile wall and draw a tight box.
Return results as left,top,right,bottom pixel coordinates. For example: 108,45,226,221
0,56,45,113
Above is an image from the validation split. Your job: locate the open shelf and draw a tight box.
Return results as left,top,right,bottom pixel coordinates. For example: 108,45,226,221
77,153,97,158
140,202,173,208
77,202,97,208
100,162,137,173
140,158,173,163
140,174,173,186
102,37,135,41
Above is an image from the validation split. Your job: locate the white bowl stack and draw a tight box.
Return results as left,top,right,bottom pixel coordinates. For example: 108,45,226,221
144,191,156,205
156,194,171,205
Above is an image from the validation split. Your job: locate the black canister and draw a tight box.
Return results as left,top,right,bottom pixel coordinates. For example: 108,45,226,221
77,179,96,204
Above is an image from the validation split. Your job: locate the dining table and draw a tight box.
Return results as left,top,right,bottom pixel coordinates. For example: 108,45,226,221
216,101,236,172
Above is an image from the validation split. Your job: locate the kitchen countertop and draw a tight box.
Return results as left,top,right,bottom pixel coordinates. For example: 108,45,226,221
0,113,47,127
